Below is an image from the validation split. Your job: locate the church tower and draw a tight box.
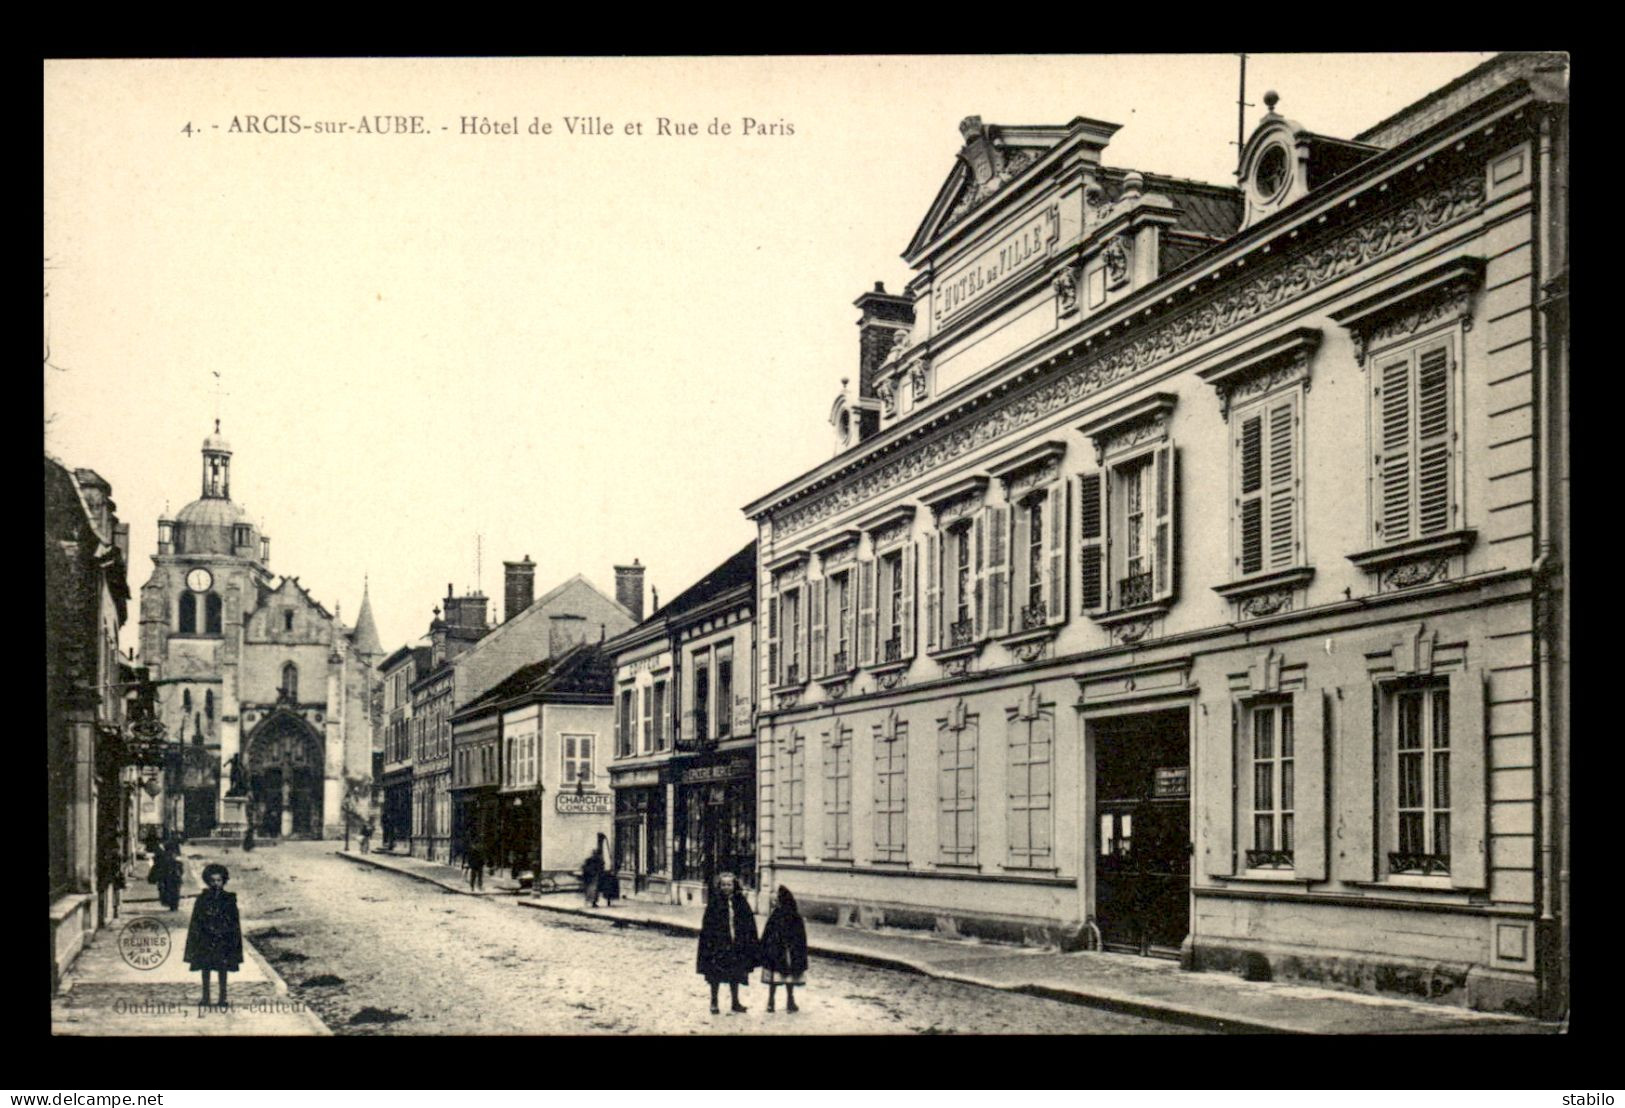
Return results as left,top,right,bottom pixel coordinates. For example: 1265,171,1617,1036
138,424,376,841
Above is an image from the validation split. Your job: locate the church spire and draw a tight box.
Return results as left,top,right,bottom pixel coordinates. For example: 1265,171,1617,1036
350,575,384,660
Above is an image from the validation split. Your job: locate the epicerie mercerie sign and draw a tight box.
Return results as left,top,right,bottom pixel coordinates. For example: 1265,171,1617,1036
932,206,1059,328
555,792,612,815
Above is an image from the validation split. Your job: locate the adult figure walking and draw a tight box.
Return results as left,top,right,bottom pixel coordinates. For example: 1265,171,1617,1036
580,844,605,907
241,824,255,853
466,841,485,892
185,863,243,1008
150,840,184,912
696,871,758,1014
759,885,808,1013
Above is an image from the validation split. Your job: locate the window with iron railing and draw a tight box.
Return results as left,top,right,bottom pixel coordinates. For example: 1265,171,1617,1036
1248,701,1294,869
1391,683,1450,876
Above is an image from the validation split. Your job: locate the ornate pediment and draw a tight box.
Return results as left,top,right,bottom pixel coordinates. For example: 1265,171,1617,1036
1329,256,1485,366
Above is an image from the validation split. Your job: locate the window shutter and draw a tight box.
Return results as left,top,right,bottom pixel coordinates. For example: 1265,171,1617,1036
1450,666,1488,889
972,511,987,640
641,686,653,752
1201,698,1236,877
1238,412,1264,575
1335,684,1377,883
1295,689,1328,880
1416,343,1452,538
1077,472,1107,614
924,533,940,651
1377,354,1414,543
900,541,917,660
858,558,876,667
1046,480,1068,624
809,577,826,680
1152,443,1178,603
767,591,780,687
1267,398,1298,570
1012,500,1030,617
987,504,1011,637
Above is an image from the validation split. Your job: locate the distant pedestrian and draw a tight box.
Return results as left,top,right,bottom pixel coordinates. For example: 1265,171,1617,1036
696,871,758,1014
241,825,255,853
360,821,373,854
581,847,605,907
150,840,184,912
185,863,243,1007
466,842,485,891
759,885,808,1013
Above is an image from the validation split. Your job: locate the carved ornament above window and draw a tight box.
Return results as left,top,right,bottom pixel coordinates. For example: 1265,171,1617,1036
921,475,989,527
988,441,1067,498
1196,327,1321,421
1329,256,1485,367
1077,393,1177,465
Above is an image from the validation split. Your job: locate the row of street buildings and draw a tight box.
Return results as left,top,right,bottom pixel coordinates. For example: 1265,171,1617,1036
48,52,1567,1016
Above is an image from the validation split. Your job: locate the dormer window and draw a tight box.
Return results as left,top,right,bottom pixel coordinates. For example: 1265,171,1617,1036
1253,144,1290,204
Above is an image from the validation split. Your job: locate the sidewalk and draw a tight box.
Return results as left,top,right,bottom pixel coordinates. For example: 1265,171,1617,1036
339,849,1554,1034
339,848,525,896
52,860,330,1036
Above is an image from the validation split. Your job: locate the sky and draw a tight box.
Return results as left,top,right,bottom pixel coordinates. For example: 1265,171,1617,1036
43,53,1495,655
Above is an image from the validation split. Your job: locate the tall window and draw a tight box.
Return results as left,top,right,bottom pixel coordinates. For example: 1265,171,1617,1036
1026,498,1045,614
283,609,294,631
1249,702,1294,868
716,645,733,739
822,727,852,860
641,685,653,753
693,650,711,743
1007,706,1053,868
1079,439,1178,615
205,593,223,634
937,717,977,864
883,552,904,660
652,679,668,751
832,572,852,671
1373,337,1455,544
563,735,595,787
281,663,299,701
780,732,805,858
1394,684,1450,873
954,527,972,629
617,688,634,757
179,593,197,634
1234,393,1301,575
874,721,908,862
784,590,802,683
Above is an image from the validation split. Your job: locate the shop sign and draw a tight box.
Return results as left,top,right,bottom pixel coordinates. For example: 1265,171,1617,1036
613,767,661,788
555,792,612,815
677,757,752,785
1153,765,1189,797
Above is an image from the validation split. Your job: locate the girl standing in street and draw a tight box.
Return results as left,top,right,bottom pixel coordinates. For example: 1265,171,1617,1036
695,871,758,1014
759,885,808,1013
185,863,243,1008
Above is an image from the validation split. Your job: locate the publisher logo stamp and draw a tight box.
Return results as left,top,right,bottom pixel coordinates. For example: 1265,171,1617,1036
118,916,171,970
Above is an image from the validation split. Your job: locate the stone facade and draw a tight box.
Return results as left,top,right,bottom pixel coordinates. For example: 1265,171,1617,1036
744,55,1567,1015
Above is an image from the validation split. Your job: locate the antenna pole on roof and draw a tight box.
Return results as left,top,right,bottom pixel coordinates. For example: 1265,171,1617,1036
1234,53,1253,176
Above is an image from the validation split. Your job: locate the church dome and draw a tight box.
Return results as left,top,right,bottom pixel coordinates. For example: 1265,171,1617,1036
173,496,256,557
176,496,249,528
202,430,232,454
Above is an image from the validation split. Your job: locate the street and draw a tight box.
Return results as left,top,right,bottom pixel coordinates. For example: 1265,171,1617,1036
221,842,1202,1035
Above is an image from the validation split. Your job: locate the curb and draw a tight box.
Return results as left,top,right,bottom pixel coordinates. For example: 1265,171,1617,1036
243,936,334,1036
511,897,1281,1034
335,849,516,898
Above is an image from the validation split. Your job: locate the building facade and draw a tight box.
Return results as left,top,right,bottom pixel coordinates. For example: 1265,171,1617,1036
377,643,429,851
744,54,1567,1014
46,456,137,987
136,427,382,842
607,541,758,905
448,643,616,880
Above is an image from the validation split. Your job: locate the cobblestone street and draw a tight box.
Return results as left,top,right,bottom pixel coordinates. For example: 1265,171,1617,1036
222,843,1198,1035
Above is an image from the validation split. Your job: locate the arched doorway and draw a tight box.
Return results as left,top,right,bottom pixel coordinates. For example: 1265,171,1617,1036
245,711,325,838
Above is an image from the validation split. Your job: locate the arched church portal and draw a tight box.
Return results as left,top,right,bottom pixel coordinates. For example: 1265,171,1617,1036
245,711,326,838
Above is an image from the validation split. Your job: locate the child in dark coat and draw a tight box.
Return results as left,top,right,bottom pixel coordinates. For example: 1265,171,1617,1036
185,863,243,1007
759,885,809,1013
695,872,758,1014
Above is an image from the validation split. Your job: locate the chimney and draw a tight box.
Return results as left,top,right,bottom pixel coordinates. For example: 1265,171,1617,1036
614,560,646,622
504,556,535,623
853,281,915,401
443,586,489,631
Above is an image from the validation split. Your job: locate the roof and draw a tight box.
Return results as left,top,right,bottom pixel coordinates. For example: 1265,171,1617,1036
450,642,614,722
1356,51,1566,148
349,580,384,658
650,540,756,622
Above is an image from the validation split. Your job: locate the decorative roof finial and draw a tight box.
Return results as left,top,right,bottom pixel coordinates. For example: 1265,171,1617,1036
1263,90,1280,113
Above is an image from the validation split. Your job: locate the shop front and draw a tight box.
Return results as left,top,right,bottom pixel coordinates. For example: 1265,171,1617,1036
672,749,756,898
611,765,668,897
